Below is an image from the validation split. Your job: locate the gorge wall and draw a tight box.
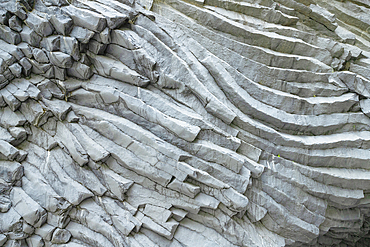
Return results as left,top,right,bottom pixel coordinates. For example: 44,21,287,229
1,0,370,246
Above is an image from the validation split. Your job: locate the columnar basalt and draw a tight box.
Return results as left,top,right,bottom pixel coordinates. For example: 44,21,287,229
0,0,370,246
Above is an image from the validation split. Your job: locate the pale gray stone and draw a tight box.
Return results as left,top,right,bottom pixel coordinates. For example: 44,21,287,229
0,7,10,25
135,211,174,240
50,149,107,196
309,4,337,31
18,57,32,76
100,166,133,200
51,228,71,244
2,0,370,246
66,62,93,80
167,179,200,198
66,222,115,247
0,50,15,67
32,48,49,64
30,60,52,77
0,0,29,20
0,39,24,60
38,148,94,205
61,5,107,32
0,207,22,233
35,223,56,241
111,29,141,50
20,26,42,47
6,82,28,102
26,235,44,247
88,40,107,55
22,162,71,213
69,26,94,44
170,207,188,221
8,16,22,32
10,187,47,228
8,63,22,78
73,0,128,29
25,12,54,37
89,53,150,87
106,44,158,82
0,195,11,213
47,51,73,68
0,141,20,161
59,36,80,60
50,13,73,35
68,200,126,247
0,161,23,183
0,106,26,127
20,99,52,127
0,234,7,246
37,79,64,100
99,196,139,236
3,239,22,247
0,24,21,44
42,98,71,121
143,204,172,223
40,36,60,52
55,122,89,166
93,0,135,19
92,27,111,44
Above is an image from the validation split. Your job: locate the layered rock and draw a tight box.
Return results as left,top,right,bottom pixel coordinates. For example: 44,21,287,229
0,0,370,246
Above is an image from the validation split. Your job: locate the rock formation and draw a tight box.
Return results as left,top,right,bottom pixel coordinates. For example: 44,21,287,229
0,0,370,246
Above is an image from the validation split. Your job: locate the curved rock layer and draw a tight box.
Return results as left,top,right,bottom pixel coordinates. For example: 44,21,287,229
0,0,370,246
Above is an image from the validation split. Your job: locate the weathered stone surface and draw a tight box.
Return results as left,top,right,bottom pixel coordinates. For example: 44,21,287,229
40,36,60,52
59,36,80,60
69,26,95,44
47,51,73,68
66,221,115,247
55,122,89,166
19,57,32,76
22,162,71,213
0,195,12,213
62,5,106,32
35,223,56,241
0,141,20,161
73,0,128,29
26,235,44,247
309,4,338,31
10,187,47,228
0,0,29,20
0,234,7,246
50,13,73,35
51,228,72,244
32,48,49,64
0,161,23,183
20,26,42,47
66,62,93,80
0,24,21,44
89,53,150,87
19,99,52,126
8,16,22,32
0,7,10,25
2,0,370,246
25,12,54,37
9,63,22,78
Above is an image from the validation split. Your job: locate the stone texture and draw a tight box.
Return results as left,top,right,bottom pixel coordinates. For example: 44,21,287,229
51,228,72,244
61,5,107,32
1,0,370,246
25,12,54,37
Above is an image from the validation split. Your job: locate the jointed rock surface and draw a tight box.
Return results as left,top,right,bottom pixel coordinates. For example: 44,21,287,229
0,0,370,246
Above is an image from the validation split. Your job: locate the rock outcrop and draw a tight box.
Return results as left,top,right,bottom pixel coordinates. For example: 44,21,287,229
0,0,370,246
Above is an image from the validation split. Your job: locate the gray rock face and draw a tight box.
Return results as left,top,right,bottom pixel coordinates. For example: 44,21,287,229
1,0,370,246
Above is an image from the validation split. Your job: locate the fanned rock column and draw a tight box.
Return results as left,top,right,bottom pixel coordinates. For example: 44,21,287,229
1,0,370,246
